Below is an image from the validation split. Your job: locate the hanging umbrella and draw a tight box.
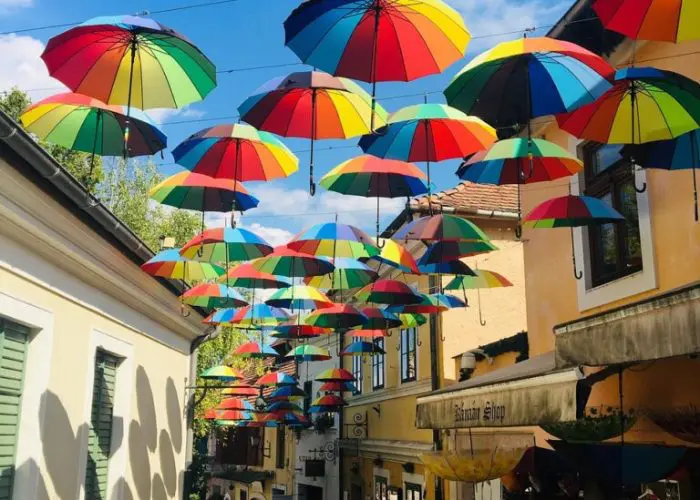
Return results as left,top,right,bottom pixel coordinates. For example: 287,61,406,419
250,247,335,278
181,283,248,309
222,384,259,397
398,313,427,328
200,365,243,382
320,155,429,241
354,280,422,306
217,263,292,289
444,36,613,128
592,0,699,43
394,214,491,243
257,372,297,386
445,269,513,326
359,104,496,214
267,401,305,413
263,411,309,426
266,285,334,310
288,222,379,259
368,238,420,274
20,92,166,185
315,368,356,382
351,329,387,339
305,257,378,291
231,341,280,359
204,305,290,329
304,304,368,329
434,293,468,309
41,15,216,154
310,395,346,408
239,70,387,194
418,240,498,264
217,398,255,411
319,381,357,393
623,130,700,220
214,411,253,422
269,386,308,401
359,307,403,330
180,227,273,263
523,194,625,278
141,249,224,281
285,344,332,362
340,340,386,356
270,321,330,340
203,408,219,420
387,293,449,314
236,413,278,427
284,0,470,130
417,259,476,276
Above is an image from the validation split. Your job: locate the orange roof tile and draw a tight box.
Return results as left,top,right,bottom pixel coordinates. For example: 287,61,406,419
411,181,519,214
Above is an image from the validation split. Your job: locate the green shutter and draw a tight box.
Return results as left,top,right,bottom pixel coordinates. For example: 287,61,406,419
0,319,29,500
84,350,119,500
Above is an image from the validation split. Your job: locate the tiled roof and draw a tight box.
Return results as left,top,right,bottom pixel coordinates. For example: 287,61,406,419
411,181,519,214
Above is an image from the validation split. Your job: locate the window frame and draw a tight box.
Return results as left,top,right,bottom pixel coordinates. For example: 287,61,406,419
399,328,418,383
371,338,385,390
374,475,388,500
351,336,363,395
404,483,422,500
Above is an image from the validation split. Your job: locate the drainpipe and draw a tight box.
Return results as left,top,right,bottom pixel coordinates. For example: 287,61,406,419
428,275,443,500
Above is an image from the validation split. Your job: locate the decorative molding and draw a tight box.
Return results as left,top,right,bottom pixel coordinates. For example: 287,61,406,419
360,440,434,463
346,379,431,407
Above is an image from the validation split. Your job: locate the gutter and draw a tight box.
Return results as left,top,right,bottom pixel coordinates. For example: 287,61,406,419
410,204,519,220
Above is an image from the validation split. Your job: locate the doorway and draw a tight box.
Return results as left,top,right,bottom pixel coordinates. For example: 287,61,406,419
298,484,324,500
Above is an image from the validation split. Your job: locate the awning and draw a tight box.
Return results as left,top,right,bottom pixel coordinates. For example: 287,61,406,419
416,353,586,429
554,282,700,368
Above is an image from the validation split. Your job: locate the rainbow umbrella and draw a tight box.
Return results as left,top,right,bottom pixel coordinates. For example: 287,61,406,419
204,305,290,329
172,123,298,181
394,214,491,244
444,37,613,128
354,280,422,306
269,386,308,401
263,411,309,426
524,194,625,279
387,293,448,314
315,368,356,382
593,0,699,43
250,247,335,278
285,344,332,362
20,92,166,185
231,341,280,359
418,240,498,264
340,340,386,356
445,269,513,326
305,258,378,291
239,70,387,194
284,0,470,129
180,227,273,263
369,238,420,274
266,285,333,310
398,313,427,328
200,365,243,382
270,321,330,340
320,155,428,241
41,15,215,153
310,395,346,408
359,307,403,330
222,384,259,397
235,414,277,427
141,249,224,281
434,293,467,309
418,259,476,276
319,381,357,393
203,408,220,420
351,329,387,339
288,223,379,259
217,263,292,289
181,283,248,309
267,401,305,413
257,372,297,386
214,411,253,422
217,398,255,411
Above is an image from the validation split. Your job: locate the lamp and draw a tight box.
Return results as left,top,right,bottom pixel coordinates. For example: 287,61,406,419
460,352,476,380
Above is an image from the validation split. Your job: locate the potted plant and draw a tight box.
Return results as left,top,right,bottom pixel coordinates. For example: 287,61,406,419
541,406,637,442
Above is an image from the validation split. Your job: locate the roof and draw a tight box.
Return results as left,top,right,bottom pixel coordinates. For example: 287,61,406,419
410,181,519,215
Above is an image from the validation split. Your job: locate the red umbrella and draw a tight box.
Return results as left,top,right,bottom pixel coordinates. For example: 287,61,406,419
250,246,335,278
315,368,356,382
218,262,292,289
354,280,422,306
359,307,403,330
350,329,387,339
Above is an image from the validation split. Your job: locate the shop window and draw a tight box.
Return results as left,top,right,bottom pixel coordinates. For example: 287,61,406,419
372,338,385,390
351,336,362,395
405,483,421,500
375,476,388,500
400,328,417,383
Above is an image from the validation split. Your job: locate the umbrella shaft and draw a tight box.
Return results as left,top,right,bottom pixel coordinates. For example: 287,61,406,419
123,36,137,158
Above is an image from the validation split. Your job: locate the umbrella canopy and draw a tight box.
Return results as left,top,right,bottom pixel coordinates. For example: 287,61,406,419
417,259,476,276
200,365,243,382
222,384,259,397
288,222,379,259
269,386,308,401
434,293,468,309
149,172,259,213
445,270,513,290
231,341,280,358
340,340,386,356
359,307,403,330
285,344,332,362
354,280,422,305
304,304,368,329
369,238,420,274
305,257,378,291
269,321,330,340
203,408,220,420
172,123,298,180
457,138,584,185
214,410,253,422
592,0,699,43
315,368,356,382
387,293,449,314
351,329,387,339
250,247,335,278
41,15,216,109
398,313,427,328
284,0,470,84
217,263,292,289
444,37,614,127
319,381,357,393
311,395,346,408
181,284,248,309
267,401,304,413
418,240,498,264
204,305,290,328
266,285,333,310
394,214,491,243
217,398,255,411
140,249,224,281
256,372,297,386
557,67,700,145
524,195,625,228
180,227,273,263
263,411,309,426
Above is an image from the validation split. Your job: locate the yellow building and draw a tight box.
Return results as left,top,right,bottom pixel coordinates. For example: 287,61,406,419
0,111,206,499
340,183,526,500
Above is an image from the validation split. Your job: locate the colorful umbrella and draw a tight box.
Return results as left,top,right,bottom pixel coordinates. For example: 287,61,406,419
340,340,386,356
417,259,476,276
267,401,305,413
263,411,309,426
288,222,379,259
368,238,420,274
239,70,387,194
172,123,298,183
394,214,491,243
320,155,429,241
266,285,334,310
41,15,215,153
434,293,468,309
592,0,699,43
305,257,378,291
250,247,335,278
311,395,346,408
256,372,297,386
214,410,253,422
231,341,280,358
285,344,332,362
351,329,387,339
180,227,273,264
418,240,498,264
359,307,403,330
217,398,255,411
284,0,470,129
141,249,224,281
387,293,448,314
20,92,166,185
217,263,292,289
200,365,243,382
444,36,614,128
270,321,330,340
203,408,219,420
445,269,513,326
398,313,427,328
354,279,422,306
315,368,356,382
269,386,308,401
204,305,290,329
319,381,357,393
181,283,248,309
222,384,259,397
524,194,625,279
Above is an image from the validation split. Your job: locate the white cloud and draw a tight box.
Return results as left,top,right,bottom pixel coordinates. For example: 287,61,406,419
244,223,294,248
0,0,33,15
148,106,206,124
0,35,64,100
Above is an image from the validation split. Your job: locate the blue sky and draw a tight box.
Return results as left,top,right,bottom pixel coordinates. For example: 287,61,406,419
0,0,571,244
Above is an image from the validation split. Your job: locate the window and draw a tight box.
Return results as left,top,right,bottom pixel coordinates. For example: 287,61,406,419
85,349,120,500
240,489,248,500
400,328,417,383
276,426,286,469
303,380,313,414
351,336,363,395
583,143,642,287
372,338,385,390
405,483,422,500
375,476,388,500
